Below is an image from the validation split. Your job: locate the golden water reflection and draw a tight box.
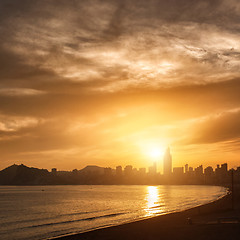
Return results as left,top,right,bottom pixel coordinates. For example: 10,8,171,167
144,186,166,217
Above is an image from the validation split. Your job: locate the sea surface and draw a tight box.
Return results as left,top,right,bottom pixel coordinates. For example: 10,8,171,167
0,185,227,240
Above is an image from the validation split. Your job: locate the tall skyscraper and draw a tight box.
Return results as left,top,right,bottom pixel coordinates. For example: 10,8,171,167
163,147,172,176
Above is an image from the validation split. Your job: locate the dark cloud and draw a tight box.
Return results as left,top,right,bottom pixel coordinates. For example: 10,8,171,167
0,0,239,90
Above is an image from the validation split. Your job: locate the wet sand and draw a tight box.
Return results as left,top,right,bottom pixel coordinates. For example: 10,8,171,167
51,185,240,240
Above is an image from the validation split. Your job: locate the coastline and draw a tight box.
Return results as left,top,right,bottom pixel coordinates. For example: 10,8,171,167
48,185,240,240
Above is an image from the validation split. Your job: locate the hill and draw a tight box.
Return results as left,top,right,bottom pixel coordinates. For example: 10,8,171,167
0,164,50,185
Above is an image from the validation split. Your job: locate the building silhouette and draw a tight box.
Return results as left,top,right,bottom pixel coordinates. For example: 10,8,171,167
163,147,172,176
149,162,157,175
173,167,184,176
124,165,133,176
116,166,123,176
139,167,146,175
1,160,239,186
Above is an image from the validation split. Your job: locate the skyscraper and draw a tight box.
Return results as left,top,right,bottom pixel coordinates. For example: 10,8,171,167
163,147,172,176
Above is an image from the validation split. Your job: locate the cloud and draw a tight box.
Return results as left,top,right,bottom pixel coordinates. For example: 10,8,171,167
0,115,42,132
0,0,240,169
0,88,45,96
189,109,240,144
1,0,240,91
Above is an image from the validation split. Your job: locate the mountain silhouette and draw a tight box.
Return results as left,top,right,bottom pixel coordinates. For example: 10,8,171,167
0,164,49,185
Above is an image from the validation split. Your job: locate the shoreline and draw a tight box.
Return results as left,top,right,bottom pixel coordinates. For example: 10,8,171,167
48,186,237,240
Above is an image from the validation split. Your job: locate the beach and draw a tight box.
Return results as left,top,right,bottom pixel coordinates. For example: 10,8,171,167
52,185,240,240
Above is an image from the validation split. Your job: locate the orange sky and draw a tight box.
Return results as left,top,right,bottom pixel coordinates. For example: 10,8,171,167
0,0,240,172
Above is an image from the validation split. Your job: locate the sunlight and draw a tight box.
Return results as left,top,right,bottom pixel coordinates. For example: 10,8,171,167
146,145,165,160
137,140,166,162
146,186,159,209
148,148,163,159
144,186,165,217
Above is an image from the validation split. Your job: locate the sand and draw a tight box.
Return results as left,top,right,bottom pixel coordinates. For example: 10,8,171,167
51,185,240,240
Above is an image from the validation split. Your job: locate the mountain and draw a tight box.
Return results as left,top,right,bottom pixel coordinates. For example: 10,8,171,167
79,165,105,175
0,164,111,185
0,164,50,185
0,164,106,185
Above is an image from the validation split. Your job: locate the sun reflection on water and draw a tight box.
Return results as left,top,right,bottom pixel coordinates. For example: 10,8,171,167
144,186,166,217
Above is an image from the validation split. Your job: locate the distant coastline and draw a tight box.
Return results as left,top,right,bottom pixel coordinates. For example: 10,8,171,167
0,163,238,186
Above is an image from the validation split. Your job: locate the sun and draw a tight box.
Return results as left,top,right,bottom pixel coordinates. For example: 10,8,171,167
149,148,163,159
145,145,165,160
138,141,166,161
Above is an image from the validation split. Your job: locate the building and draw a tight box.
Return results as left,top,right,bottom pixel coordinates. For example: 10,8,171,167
104,167,112,176
204,166,214,176
116,166,123,176
173,167,184,183
163,147,172,176
124,165,133,176
195,165,203,177
149,162,157,175
204,166,214,184
139,167,146,175
215,163,229,184
173,167,184,176
221,163,228,172
132,168,138,175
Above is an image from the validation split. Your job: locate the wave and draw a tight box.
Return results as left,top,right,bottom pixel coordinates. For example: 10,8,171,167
149,205,164,209
11,212,127,231
0,208,114,226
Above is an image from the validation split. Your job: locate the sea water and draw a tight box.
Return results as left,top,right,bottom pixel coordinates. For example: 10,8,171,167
0,185,227,240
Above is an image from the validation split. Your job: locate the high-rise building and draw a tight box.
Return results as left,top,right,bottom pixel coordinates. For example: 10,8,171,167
221,163,228,172
124,165,133,176
195,165,203,176
163,147,172,175
116,166,123,176
104,167,112,176
148,162,157,175
139,167,146,175
173,167,184,176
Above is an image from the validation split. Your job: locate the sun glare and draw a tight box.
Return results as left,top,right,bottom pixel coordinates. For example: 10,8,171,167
145,145,165,160
149,148,162,159
144,186,165,217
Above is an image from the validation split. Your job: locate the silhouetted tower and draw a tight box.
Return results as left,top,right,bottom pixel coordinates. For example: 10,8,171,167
163,147,172,176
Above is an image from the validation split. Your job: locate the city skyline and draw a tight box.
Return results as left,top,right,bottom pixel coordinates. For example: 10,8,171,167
0,144,236,174
0,0,240,171
0,146,234,177
1,159,238,186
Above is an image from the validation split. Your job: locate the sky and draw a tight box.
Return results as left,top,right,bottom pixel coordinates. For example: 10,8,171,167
0,0,240,172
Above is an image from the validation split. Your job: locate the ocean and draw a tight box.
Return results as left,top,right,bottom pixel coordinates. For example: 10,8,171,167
0,185,227,240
